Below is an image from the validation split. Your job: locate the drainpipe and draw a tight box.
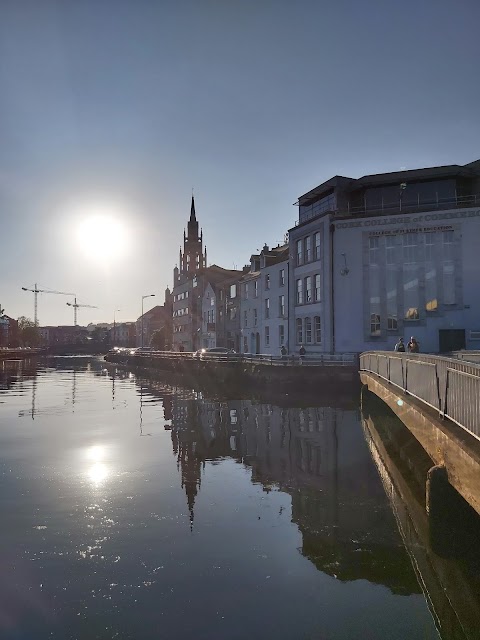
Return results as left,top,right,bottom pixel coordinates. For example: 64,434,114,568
329,222,336,354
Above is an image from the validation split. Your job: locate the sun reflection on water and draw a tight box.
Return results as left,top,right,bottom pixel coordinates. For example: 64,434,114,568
85,445,110,486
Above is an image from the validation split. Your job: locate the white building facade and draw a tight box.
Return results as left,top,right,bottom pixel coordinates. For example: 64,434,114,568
240,245,289,354
290,159,480,354
200,283,217,349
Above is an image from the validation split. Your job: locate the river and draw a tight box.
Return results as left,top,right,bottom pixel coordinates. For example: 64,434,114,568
1,356,473,639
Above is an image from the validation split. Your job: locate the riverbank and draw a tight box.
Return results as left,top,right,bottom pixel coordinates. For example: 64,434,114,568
104,350,360,395
0,347,44,360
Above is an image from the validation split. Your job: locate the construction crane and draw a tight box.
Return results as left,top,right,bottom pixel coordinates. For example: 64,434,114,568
21,283,74,325
66,297,98,326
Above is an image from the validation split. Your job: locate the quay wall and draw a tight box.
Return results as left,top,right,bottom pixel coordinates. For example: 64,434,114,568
105,351,360,393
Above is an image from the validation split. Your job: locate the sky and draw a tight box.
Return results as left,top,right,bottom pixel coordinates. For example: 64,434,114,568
1,0,479,326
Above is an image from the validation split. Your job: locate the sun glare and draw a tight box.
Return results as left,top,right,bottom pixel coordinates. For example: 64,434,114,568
75,206,129,264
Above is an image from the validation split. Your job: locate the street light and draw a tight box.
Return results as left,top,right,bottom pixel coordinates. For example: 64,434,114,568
141,294,155,348
113,309,121,346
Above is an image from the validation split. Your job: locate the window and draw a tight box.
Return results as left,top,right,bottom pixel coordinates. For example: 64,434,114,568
243,310,248,327
386,267,398,330
386,236,395,265
279,295,285,317
296,279,303,304
403,233,417,264
230,284,237,299
305,276,312,303
245,283,249,299
265,298,270,318
253,309,258,326
370,264,381,334
265,274,270,290
279,269,285,286
443,231,455,305
296,239,303,266
369,237,380,265
403,264,419,320
296,318,303,344
443,230,454,260
254,281,258,298
424,233,434,262
425,234,437,312
265,326,270,346
305,236,312,262
229,307,237,320
314,316,321,343
314,274,321,301
370,313,381,335
210,296,215,306
305,317,312,343
279,324,285,345
314,232,321,260
443,263,455,305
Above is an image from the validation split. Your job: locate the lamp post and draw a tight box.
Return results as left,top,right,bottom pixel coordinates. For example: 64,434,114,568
141,294,155,348
113,309,121,346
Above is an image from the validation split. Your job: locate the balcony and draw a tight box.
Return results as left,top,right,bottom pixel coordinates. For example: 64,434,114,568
206,323,216,331
295,193,480,226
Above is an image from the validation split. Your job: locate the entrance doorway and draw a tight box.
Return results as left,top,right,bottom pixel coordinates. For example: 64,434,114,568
439,329,465,353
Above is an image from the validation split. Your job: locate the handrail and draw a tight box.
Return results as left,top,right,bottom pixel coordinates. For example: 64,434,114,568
360,351,480,442
295,193,480,226
107,349,358,367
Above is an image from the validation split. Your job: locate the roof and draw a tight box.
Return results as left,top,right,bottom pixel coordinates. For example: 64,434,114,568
203,265,243,287
353,162,479,189
298,158,480,204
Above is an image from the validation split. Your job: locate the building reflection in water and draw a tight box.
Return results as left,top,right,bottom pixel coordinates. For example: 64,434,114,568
133,374,421,596
362,391,480,640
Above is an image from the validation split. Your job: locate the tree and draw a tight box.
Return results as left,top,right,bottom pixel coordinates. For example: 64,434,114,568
150,327,166,350
17,316,41,347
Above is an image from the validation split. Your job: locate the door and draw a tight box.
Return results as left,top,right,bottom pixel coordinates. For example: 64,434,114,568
439,329,466,353
255,332,260,354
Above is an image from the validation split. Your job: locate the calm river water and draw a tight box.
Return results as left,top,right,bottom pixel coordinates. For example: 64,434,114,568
2,356,475,639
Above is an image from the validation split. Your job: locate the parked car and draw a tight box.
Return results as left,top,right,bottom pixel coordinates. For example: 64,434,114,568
194,347,236,359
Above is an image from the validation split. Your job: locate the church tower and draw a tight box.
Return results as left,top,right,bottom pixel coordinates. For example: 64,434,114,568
179,196,206,276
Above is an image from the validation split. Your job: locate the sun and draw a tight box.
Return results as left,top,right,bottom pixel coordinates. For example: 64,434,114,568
75,206,129,264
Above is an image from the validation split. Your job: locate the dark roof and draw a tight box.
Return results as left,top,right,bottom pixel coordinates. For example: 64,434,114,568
353,162,477,189
298,175,353,206
298,158,480,204
262,244,289,265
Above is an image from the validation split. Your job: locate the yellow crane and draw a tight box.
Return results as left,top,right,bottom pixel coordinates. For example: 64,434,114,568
66,298,98,326
21,283,74,325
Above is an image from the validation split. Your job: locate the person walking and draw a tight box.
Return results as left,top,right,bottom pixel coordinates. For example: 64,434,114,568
394,337,405,352
280,344,287,363
299,344,306,364
407,336,420,353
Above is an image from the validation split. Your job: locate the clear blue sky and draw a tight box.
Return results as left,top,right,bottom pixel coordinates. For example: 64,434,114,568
1,0,479,325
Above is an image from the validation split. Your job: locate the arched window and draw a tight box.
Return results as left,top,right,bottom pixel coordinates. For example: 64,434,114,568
314,316,321,343
296,318,303,344
305,317,312,343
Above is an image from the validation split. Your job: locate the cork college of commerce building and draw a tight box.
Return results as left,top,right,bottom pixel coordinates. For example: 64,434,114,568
289,158,480,354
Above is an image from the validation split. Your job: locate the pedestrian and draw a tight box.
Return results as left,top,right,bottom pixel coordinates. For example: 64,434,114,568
299,344,306,364
394,337,405,352
407,336,420,353
280,344,287,364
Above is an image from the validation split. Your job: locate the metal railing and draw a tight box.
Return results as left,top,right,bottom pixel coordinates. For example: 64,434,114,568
448,350,480,364
109,348,357,367
295,193,480,226
360,351,480,441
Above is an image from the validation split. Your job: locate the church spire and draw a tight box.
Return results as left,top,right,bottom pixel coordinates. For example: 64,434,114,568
190,195,196,223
